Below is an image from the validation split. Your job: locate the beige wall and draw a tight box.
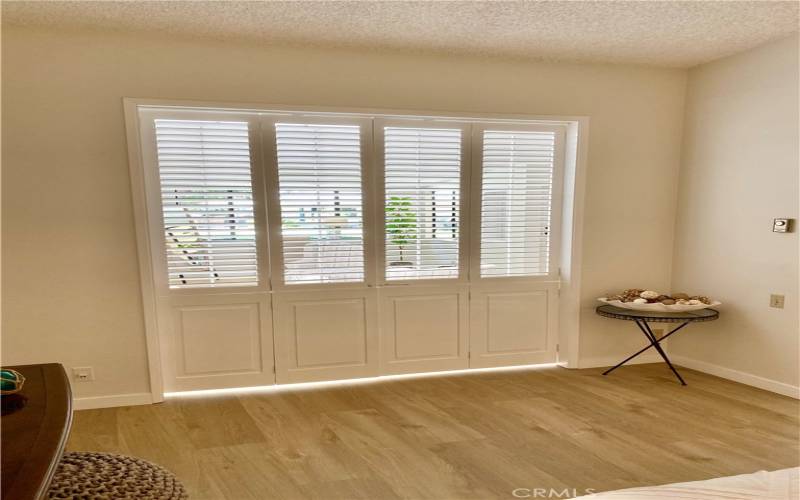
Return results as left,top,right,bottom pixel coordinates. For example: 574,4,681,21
670,35,799,391
1,27,686,399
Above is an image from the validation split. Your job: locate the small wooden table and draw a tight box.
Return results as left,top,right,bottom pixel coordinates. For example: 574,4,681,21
1,363,73,500
596,305,719,385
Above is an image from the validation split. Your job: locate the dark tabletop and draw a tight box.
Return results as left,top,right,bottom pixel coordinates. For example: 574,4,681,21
1,363,73,500
596,304,719,323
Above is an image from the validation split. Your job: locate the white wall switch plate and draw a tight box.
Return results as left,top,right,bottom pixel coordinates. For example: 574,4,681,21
72,366,94,382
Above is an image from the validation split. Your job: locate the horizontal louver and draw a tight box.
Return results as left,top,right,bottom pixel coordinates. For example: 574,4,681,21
384,127,461,280
154,119,258,288
275,123,365,284
480,130,556,278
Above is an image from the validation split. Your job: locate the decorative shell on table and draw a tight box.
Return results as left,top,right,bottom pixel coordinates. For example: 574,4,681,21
599,289,721,312
0,369,25,395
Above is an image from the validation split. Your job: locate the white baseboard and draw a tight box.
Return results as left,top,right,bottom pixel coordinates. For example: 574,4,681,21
73,392,153,410
671,355,800,399
575,352,664,369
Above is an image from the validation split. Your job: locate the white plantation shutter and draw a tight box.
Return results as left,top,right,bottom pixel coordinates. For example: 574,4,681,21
479,130,556,277
154,119,258,288
383,127,461,280
275,123,365,284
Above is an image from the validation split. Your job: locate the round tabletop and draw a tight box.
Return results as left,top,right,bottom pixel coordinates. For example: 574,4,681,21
596,304,719,323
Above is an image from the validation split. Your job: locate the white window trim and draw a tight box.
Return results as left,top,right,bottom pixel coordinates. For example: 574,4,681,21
124,97,589,402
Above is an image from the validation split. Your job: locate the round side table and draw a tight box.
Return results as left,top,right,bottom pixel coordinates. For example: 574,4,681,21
596,304,719,385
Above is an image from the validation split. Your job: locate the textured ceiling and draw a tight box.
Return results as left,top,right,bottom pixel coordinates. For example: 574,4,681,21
3,1,798,67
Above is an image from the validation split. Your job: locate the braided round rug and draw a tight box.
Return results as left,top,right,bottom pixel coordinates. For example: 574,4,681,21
48,451,188,499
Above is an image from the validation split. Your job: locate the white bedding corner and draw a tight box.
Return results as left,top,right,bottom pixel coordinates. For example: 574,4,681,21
574,467,799,499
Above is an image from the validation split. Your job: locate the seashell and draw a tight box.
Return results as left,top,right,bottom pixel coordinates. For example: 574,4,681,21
604,289,714,308
690,295,712,305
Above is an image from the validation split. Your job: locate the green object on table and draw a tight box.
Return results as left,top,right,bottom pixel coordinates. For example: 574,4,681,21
1,369,25,395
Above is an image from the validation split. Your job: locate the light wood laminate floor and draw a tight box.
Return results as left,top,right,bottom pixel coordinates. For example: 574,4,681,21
68,364,799,499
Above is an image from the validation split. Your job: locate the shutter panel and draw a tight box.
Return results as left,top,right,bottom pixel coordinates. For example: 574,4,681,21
383,127,461,280
479,130,556,278
154,119,258,288
275,123,365,284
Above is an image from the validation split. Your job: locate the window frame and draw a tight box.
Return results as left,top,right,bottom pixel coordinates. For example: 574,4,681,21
470,122,567,284
137,106,570,293
138,107,271,295
374,118,472,286
261,114,377,291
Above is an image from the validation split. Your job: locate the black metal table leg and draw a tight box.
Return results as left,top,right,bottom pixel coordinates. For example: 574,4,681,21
602,321,690,377
596,304,719,386
636,320,687,385
602,332,652,376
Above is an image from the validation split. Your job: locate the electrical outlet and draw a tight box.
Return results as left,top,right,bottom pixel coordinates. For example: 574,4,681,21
770,294,785,309
72,366,94,382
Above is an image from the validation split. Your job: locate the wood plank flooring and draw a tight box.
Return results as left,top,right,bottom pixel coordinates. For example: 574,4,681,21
67,364,800,499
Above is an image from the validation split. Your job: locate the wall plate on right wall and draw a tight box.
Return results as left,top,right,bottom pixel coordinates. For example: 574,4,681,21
772,218,793,233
